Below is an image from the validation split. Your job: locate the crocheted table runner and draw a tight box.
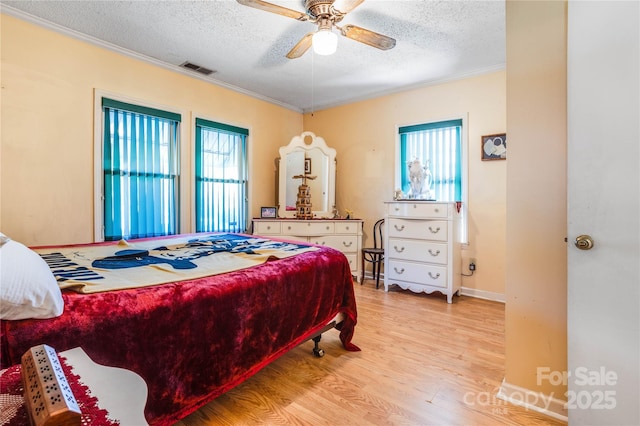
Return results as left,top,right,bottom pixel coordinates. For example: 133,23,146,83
0,355,119,425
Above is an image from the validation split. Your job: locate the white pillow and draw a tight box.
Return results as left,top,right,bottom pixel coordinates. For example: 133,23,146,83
0,234,64,320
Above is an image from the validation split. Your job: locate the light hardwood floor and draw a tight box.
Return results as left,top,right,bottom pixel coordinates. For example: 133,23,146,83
176,281,566,426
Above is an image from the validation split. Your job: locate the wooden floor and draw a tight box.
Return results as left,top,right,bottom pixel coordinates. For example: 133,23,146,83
176,281,566,426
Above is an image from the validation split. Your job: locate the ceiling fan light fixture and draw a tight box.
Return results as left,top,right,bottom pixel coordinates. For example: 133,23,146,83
312,29,338,55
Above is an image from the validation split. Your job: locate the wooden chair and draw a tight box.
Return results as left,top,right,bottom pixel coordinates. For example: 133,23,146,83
361,219,385,288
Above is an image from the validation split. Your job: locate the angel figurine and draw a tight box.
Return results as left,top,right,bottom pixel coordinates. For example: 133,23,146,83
408,158,432,199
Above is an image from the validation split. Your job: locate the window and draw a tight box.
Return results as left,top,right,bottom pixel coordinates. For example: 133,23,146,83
398,118,468,241
399,119,463,201
195,118,248,233
101,98,180,241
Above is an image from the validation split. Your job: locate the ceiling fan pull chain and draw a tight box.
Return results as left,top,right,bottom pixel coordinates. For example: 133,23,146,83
311,51,315,116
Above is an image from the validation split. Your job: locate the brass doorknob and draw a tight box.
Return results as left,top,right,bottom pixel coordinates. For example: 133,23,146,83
575,235,594,250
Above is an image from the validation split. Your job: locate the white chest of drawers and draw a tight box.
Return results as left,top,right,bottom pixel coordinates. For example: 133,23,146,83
383,201,461,303
252,219,363,281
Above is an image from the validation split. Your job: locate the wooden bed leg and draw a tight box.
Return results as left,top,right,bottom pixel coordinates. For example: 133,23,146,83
312,334,325,358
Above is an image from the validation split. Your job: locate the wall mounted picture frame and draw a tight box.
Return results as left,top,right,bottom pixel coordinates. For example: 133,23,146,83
260,206,277,218
304,158,312,174
481,133,507,160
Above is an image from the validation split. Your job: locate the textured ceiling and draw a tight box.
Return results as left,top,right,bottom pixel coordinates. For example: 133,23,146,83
1,0,505,112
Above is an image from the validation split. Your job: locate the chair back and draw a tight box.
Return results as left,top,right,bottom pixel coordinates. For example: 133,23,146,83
372,219,385,249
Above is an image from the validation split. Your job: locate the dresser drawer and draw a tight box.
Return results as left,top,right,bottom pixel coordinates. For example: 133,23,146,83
388,238,447,265
387,202,449,219
387,218,448,242
343,254,357,271
279,235,308,244
253,221,281,235
310,235,358,253
282,221,335,235
335,221,359,234
387,259,448,288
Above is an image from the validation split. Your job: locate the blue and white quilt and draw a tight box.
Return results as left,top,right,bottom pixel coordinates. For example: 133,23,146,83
34,233,317,293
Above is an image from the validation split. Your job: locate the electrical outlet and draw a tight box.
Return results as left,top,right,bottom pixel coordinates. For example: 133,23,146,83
469,258,477,272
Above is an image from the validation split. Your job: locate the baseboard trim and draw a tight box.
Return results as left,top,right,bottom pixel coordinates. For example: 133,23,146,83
460,287,505,303
365,279,505,303
361,272,385,282
496,379,568,422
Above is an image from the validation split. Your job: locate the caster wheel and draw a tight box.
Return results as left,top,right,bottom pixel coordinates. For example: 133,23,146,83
313,348,325,357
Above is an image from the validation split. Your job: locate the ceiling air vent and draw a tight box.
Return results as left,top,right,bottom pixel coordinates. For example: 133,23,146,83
180,61,216,76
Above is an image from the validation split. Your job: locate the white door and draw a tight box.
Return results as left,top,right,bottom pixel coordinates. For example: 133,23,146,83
567,1,639,424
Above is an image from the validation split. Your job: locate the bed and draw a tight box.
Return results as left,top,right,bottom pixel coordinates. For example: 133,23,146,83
0,232,359,425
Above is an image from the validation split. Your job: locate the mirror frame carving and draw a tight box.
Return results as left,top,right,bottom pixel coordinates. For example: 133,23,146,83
278,131,336,219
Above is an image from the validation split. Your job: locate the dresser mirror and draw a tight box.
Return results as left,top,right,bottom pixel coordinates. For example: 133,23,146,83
277,132,336,218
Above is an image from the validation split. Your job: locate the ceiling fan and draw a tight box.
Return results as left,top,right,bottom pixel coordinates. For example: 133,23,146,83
236,0,396,58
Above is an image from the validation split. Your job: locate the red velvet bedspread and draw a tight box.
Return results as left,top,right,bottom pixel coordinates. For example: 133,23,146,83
0,242,359,425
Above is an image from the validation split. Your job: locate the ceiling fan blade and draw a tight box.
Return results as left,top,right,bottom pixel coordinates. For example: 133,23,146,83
286,33,314,59
340,24,396,50
236,0,308,21
332,0,364,15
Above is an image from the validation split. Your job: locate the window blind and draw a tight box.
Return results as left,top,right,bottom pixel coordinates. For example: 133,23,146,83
195,118,248,233
102,98,180,240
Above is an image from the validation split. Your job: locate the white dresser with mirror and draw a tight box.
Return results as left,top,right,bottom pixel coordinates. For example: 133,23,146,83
384,201,462,302
252,132,363,281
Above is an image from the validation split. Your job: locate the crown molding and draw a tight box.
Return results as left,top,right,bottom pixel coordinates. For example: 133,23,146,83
1,5,303,114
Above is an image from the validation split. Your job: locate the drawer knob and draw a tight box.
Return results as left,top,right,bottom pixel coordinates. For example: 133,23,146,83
393,245,405,253
435,208,439,213
428,272,441,279
428,226,441,233
394,224,405,231
326,226,330,230
342,241,353,248
394,207,400,211
428,249,440,256
394,267,405,274
267,226,271,230
287,226,291,230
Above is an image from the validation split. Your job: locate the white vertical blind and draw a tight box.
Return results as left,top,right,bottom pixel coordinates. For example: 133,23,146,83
399,119,462,201
195,119,248,233
102,98,180,240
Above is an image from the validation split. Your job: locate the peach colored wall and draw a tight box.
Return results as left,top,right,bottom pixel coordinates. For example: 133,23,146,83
2,13,509,299
505,0,567,400
303,71,507,297
0,14,302,246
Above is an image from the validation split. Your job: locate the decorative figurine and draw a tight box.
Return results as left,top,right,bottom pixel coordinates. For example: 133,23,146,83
292,174,316,219
332,206,340,219
408,158,433,199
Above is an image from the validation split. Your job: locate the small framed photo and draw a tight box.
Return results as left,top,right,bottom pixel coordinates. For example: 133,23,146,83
482,133,507,160
260,206,277,218
304,158,312,174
